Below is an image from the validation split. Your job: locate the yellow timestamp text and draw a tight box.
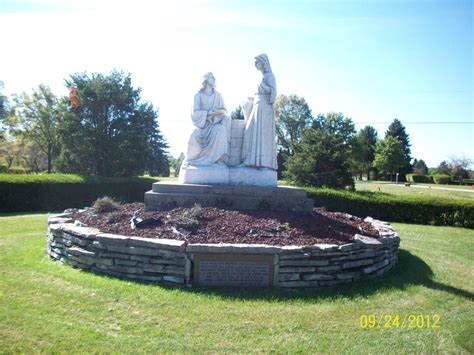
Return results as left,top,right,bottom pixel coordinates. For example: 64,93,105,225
359,314,440,329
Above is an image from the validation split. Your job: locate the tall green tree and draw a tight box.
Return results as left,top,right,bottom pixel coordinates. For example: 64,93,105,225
385,118,411,181
373,136,406,181
350,125,378,180
285,112,355,189
56,70,169,177
230,105,244,120
413,159,428,175
274,95,313,178
16,84,59,173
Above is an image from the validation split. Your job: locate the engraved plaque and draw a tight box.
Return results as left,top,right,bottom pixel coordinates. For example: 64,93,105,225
193,254,274,288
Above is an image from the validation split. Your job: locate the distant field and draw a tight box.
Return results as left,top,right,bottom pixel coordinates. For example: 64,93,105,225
355,181,473,200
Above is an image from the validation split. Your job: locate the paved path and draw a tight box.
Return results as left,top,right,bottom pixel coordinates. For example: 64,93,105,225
392,184,474,193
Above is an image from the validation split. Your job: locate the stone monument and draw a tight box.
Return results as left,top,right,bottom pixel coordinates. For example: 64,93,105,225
145,54,313,213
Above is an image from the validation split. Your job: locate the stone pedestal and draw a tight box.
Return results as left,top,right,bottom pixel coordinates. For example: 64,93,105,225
144,182,314,213
178,165,277,187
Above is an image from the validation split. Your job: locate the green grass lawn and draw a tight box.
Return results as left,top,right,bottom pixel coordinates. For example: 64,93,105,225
0,214,473,353
356,181,474,200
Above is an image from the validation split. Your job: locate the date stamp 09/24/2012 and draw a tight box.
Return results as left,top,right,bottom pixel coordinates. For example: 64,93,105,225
359,314,441,330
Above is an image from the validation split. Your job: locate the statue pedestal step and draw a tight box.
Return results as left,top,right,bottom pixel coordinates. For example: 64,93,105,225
178,164,277,187
144,182,314,213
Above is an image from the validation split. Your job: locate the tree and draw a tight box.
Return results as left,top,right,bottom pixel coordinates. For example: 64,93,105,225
0,81,9,141
385,118,411,181
436,160,450,175
285,112,355,189
285,127,354,189
373,137,406,181
413,159,428,175
274,95,313,178
16,84,59,173
350,125,378,180
56,71,169,177
448,155,472,183
230,105,244,120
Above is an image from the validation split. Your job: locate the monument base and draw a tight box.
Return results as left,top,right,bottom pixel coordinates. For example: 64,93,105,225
144,182,314,213
178,164,277,187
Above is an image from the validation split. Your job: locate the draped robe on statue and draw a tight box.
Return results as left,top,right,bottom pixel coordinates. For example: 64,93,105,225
241,70,278,170
184,90,231,166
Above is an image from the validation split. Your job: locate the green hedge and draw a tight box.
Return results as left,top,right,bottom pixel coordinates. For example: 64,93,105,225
406,174,433,183
306,187,474,228
432,174,451,185
0,174,159,212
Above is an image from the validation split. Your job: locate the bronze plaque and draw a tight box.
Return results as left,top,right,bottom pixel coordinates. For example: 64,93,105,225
193,253,274,288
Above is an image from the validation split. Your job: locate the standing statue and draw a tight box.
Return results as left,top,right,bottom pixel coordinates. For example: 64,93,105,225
183,72,231,166
241,54,277,170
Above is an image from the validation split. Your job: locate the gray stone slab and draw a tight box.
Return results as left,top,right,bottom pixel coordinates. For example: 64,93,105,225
186,243,280,254
107,245,159,256
342,258,374,269
279,280,319,288
354,234,383,248
128,237,185,251
300,273,334,281
145,182,313,213
96,233,130,246
62,225,101,239
278,259,329,267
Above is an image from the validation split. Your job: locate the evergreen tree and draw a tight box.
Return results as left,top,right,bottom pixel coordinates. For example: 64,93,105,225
436,160,450,175
385,118,411,181
56,70,169,177
350,125,378,180
413,159,428,175
230,105,244,120
285,112,355,189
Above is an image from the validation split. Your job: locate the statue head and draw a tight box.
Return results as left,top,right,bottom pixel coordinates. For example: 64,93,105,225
200,72,216,92
255,54,272,73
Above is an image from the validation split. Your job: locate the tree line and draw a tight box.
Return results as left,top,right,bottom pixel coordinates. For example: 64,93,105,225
0,72,169,177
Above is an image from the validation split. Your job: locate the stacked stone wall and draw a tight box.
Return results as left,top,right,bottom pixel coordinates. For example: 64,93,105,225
47,215,399,289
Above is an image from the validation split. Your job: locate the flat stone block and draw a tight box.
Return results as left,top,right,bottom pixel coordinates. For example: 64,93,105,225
62,225,101,239
342,258,374,269
354,234,383,248
146,182,313,213
128,237,185,251
301,273,334,281
178,164,230,185
186,243,280,254
96,233,130,246
279,259,329,267
229,167,277,187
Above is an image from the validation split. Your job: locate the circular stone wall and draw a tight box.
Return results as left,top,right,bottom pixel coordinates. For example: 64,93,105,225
47,214,399,288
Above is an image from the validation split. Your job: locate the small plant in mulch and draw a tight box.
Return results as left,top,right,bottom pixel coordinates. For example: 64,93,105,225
166,204,202,233
93,196,121,213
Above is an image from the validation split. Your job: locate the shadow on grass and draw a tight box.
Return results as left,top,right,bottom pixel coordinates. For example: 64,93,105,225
175,249,474,302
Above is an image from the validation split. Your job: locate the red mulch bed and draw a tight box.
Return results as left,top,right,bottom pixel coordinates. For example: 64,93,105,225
70,203,379,246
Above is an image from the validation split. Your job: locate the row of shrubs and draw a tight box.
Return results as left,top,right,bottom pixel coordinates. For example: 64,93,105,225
0,166,32,174
0,174,158,212
306,187,474,228
1,174,472,228
406,174,474,185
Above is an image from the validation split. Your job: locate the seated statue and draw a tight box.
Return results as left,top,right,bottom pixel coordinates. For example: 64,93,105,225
183,72,231,166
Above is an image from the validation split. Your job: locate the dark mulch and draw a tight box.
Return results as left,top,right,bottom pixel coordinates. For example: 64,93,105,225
70,203,379,246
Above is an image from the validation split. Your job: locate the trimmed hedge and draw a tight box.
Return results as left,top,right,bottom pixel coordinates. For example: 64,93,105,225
432,174,451,185
306,187,474,228
0,174,159,212
406,174,433,183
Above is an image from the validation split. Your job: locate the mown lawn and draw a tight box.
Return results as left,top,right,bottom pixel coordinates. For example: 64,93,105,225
0,214,473,353
355,181,473,200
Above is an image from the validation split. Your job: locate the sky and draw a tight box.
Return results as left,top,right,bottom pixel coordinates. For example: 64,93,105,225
0,0,472,167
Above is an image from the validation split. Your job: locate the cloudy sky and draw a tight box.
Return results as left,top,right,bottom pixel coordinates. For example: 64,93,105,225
0,0,472,167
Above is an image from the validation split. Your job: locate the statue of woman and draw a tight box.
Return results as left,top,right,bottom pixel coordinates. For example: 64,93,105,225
241,54,277,170
183,72,231,166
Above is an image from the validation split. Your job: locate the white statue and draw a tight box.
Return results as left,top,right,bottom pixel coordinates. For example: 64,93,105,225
183,72,231,166
241,54,277,170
